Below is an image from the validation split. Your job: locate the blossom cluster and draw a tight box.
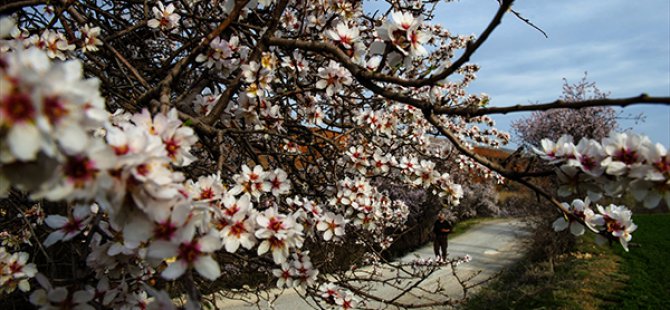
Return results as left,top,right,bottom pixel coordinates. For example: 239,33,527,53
0,29,414,305
1,39,108,197
535,132,669,208
330,177,410,242
318,283,360,310
552,198,637,251
0,247,37,295
536,132,668,251
342,143,465,204
272,251,318,289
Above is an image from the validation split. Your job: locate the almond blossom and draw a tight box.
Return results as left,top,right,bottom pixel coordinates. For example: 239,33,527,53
601,132,649,176
186,173,225,205
29,30,75,60
79,24,103,53
192,88,221,116
327,23,359,49
1,46,107,164
316,60,352,96
595,204,637,251
335,290,359,310
413,160,439,188
241,61,273,98
0,248,38,294
43,204,92,247
272,262,295,288
153,109,197,166
148,2,180,30
266,168,291,197
229,165,270,199
533,135,574,163
30,274,94,310
552,198,601,236
537,132,669,209
255,207,304,264
218,195,257,253
196,37,233,69
36,140,116,201
221,210,257,253
316,212,346,241
370,151,393,175
377,11,429,58
630,179,670,209
289,252,318,288
86,277,118,307
566,138,606,177
147,224,222,280
632,142,669,181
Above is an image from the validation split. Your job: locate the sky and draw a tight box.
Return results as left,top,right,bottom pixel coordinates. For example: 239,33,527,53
367,0,670,147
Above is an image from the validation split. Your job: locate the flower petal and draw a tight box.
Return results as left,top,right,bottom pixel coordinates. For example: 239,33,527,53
161,261,187,280
194,255,221,281
569,222,585,236
552,217,569,232
147,240,178,259
198,235,221,253
8,123,40,161
45,215,68,229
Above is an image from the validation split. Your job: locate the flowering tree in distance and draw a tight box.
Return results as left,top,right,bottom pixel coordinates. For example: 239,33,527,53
1,0,669,309
512,74,617,147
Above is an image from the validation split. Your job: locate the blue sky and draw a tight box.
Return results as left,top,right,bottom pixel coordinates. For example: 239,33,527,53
432,0,670,147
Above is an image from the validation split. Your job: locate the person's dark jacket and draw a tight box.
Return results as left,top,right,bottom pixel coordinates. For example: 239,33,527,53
433,220,453,237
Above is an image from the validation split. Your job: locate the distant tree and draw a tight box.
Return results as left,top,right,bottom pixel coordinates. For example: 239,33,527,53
512,74,618,147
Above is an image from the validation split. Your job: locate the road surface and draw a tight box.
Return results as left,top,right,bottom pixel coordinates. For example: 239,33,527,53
213,218,532,309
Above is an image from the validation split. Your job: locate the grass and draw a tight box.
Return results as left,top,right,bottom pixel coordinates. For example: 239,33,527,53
463,213,670,310
607,213,670,309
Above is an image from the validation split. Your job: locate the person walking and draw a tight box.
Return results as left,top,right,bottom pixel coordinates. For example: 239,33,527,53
433,212,453,262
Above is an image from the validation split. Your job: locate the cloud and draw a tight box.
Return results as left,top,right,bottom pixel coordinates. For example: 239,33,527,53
367,0,670,146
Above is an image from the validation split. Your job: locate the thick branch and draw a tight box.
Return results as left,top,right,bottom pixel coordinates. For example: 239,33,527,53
433,94,670,116
266,0,513,89
0,0,47,13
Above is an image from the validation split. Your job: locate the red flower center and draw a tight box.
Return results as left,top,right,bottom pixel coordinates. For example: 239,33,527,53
9,261,23,274
270,177,282,189
614,148,638,165
63,218,82,234
580,155,597,171
164,138,180,159
136,164,150,176
268,218,284,232
199,188,214,200
113,144,129,155
178,241,201,264
268,237,285,250
43,96,68,125
229,222,246,237
2,92,35,124
154,220,177,240
64,155,96,187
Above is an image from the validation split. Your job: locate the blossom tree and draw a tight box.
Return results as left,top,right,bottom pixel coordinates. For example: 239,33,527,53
512,74,618,147
0,0,669,309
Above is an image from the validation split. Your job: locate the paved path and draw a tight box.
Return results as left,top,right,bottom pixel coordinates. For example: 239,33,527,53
214,218,531,309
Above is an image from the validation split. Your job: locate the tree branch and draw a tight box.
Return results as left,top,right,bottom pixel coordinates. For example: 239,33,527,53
433,94,670,116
